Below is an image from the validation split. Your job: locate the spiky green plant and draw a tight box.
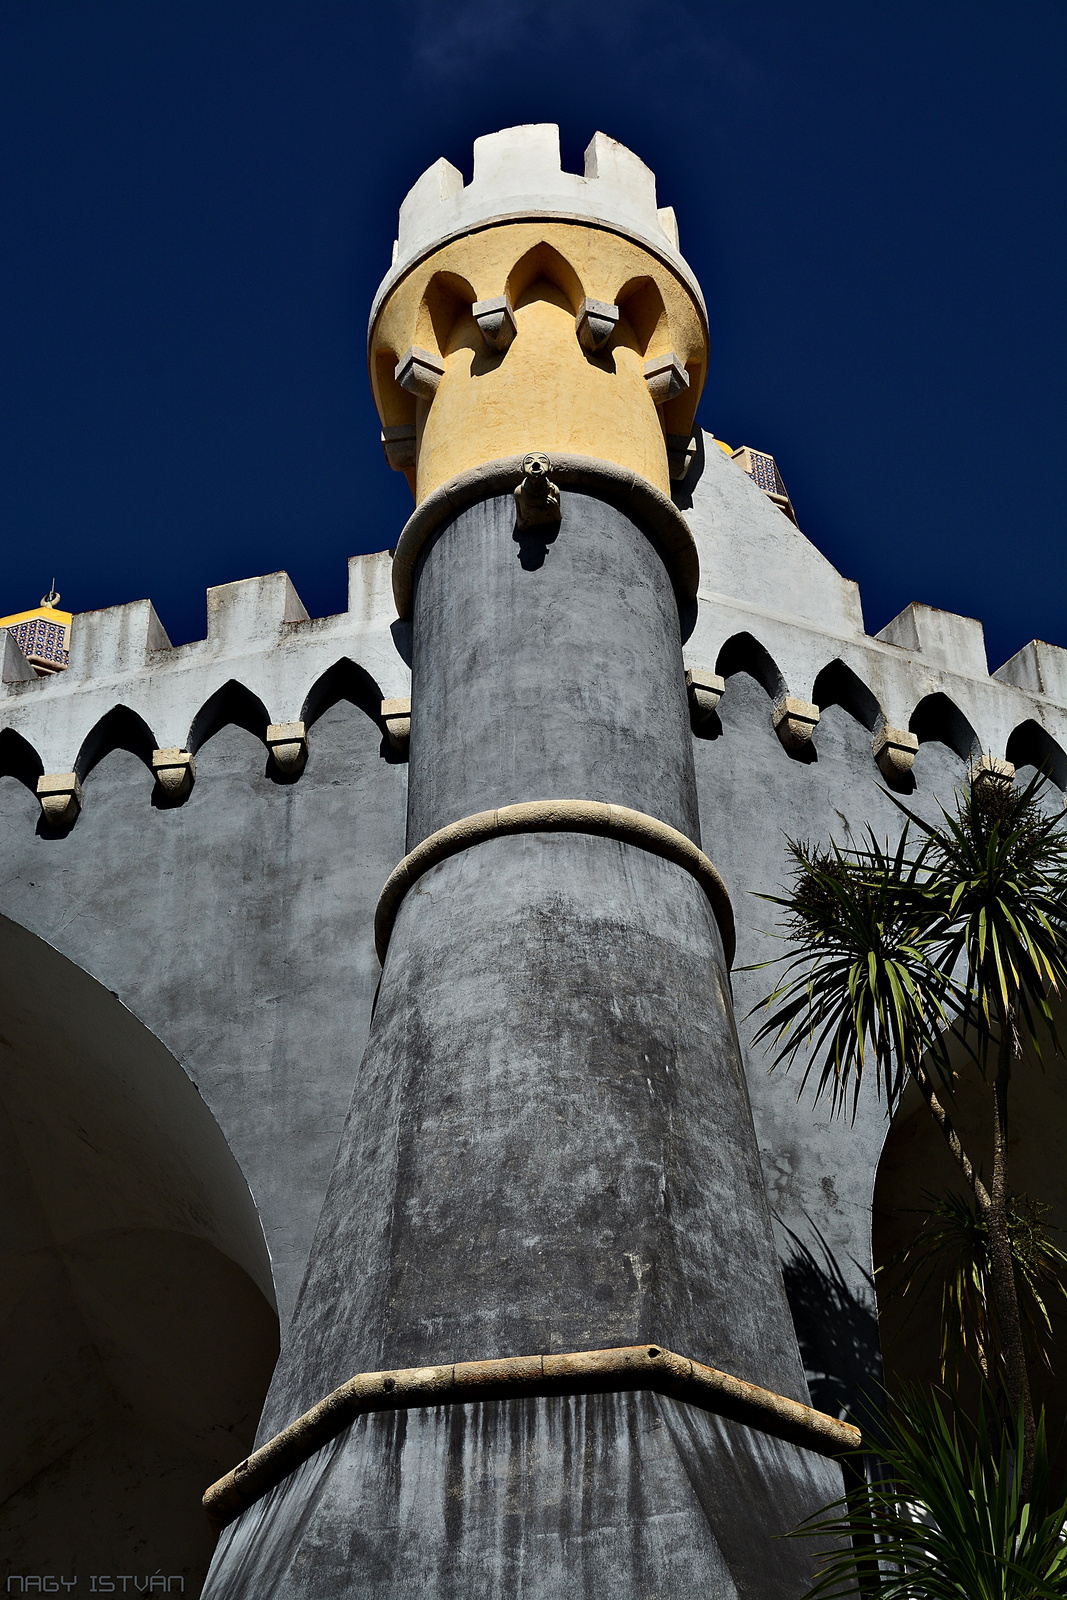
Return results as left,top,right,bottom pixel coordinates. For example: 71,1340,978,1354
791,1389,1067,1599
749,770,1067,1487
885,1189,1067,1386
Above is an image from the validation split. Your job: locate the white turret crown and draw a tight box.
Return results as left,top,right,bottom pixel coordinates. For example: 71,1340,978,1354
372,125,702,325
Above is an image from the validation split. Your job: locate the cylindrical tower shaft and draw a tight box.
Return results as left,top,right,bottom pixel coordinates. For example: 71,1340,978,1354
203,126,845,1599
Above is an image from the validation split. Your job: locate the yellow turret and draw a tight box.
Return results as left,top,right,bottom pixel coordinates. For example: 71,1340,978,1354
0,587,72,674
368,127,709,503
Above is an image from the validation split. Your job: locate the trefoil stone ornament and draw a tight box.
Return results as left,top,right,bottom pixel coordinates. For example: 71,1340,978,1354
472,295,517,353
514,453,561,530
575,298,620,354
152,748,196,800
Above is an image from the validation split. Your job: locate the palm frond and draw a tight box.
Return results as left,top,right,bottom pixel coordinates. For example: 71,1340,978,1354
791,1388,1067,1598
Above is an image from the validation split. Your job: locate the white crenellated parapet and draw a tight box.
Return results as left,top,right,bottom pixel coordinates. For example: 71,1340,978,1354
0,550,410,786
373,125,703,329
681,432,1067,779
876,602,989,680
993,639,1067,703
4,440,1067,812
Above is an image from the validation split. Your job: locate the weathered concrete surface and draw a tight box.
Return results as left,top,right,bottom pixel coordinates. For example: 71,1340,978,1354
691,668,988,1422
0,692,406,1328
407,490,700,845
203,491,840,1597
205,1394,838,1600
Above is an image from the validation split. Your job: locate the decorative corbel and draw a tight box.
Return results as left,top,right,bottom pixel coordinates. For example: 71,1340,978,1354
472,295,517,353
514,453,561,530
381,698,410,758
37,772,82,828
666,433,697,482
685,668,725,731
968,753,1015,792
575,298,620,354
395,346,445,401
380,425,416,473
773,697,820,752
872,726,918,783
152,748,196,800
643,352,689,406
267,723,309,777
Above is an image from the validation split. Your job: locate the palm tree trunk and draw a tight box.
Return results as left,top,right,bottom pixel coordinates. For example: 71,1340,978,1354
911,1041,1035,1489
986,1017,1035,1491
910,1059,990,1210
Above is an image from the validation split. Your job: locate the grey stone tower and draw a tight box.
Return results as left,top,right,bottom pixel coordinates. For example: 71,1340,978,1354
199,127,847,1597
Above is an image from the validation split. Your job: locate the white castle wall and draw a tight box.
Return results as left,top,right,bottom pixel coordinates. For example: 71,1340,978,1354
3,444,1064,797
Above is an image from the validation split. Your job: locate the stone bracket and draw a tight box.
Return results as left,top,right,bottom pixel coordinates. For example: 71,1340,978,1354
380,424,416,473
395,345,445,400
665,432,697,482
643,352,689,405
872,726,918,783
472,294,517,353
202,1341,861,1536
380,699,411,759
36,772,83,828
969,753,1015,791
266,723,309,777
685,668,725,730
773,697,820,752
575,298,620,354
152,748,196,799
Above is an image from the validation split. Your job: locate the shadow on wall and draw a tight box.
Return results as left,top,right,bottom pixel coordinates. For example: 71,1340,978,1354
873,996,1067,1475
0,915,279,1597
780,1219,882,1431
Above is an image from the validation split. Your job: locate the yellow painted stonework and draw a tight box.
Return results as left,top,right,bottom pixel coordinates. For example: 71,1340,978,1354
0,604,73,630
369,221,708,501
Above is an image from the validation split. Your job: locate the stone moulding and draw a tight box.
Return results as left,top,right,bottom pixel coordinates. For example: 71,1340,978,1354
575,296,620,353
374,799,735,966
395,344,445,400
151,747,196,799
969,752,1016,792
685,667,725,729
773,696,820,752
202,1341,861,1536
643,351,689,406
472,293,517,353
390,453,700,619
380,423,417,473
36,772,82,827
380,698,410,757
266,722,309,776
872,725,918,782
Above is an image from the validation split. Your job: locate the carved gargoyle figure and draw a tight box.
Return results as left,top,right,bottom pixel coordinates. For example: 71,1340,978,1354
514,452,561,529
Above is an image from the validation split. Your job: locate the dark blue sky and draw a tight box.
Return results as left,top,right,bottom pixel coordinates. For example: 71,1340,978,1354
1,1,1064,669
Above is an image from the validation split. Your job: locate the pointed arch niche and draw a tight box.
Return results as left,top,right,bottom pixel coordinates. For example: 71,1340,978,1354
0,913,279,1591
